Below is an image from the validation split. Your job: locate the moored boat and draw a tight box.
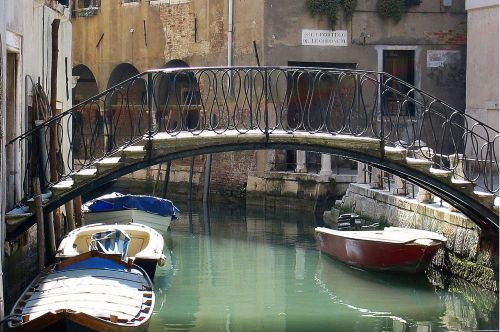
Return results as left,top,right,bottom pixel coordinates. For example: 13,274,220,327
56,223,166,279
83,192,179,232
315,226,447,273
7,251,154,332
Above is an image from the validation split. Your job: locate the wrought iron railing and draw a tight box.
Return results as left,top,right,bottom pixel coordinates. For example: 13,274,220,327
9,67,499,204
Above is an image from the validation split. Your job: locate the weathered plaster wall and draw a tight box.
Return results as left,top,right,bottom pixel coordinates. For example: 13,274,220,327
464,0,499,131
72,0,165,89
1,0,73,314
264,0,467,110
465,0,499,110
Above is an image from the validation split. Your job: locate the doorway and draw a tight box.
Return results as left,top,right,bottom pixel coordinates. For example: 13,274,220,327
6,52,20,210
382,50,415,116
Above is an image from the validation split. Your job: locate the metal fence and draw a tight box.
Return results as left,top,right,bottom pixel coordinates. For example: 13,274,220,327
9,66,499,204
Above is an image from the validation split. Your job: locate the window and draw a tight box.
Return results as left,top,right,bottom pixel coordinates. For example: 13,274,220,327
78,0,100,8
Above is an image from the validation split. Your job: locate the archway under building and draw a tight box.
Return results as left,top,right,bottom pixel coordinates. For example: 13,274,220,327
72,64,98,104
71,64,99,159
105,63,146,152
155,59,200,131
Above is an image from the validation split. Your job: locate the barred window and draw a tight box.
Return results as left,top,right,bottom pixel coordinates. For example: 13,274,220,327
78,0,100,8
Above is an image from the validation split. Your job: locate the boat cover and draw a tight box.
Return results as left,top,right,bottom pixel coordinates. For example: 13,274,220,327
85,192,179,219
89,229,131,259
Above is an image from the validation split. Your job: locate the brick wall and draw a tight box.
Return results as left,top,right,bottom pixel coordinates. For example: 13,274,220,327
424,30,467,45
157,2,222,61
210,151,257,198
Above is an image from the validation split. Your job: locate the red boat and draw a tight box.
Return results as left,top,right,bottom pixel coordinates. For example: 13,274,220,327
315,226,447,273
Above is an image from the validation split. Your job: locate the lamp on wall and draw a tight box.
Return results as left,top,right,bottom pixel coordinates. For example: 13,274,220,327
359,31,371,45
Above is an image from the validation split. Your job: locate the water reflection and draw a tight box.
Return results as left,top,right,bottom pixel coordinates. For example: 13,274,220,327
148,203,498,332
315,254,444,330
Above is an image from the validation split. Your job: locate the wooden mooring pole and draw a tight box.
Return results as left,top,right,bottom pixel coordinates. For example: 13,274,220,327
73,196,83,228
32,177,45,271
49,19,62,247
161,161,171,199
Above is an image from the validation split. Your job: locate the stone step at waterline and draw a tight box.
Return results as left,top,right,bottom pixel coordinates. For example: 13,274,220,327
73,168,98,184
96,157,123,173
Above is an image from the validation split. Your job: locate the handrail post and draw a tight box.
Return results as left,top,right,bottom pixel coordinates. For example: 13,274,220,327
147,72,153,158
379,72,385,159
147,72,153,138
264,67,269,141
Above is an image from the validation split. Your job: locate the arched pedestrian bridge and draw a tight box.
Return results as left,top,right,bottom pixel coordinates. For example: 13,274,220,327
8,67,499,235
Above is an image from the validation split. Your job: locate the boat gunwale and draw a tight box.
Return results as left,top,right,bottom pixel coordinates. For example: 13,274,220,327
315,226,447,245
56,223,165,261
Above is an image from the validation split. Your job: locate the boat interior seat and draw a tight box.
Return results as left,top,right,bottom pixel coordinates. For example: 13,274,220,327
89,229,131,259
126,236,147,256
71,229,150,257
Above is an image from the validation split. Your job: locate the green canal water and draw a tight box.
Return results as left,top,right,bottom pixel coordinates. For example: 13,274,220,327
149,203,499,332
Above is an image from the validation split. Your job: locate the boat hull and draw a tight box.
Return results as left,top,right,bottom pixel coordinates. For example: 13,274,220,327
8,252,154,332
12,310,150,332
84,209,172,232
315,228,444,273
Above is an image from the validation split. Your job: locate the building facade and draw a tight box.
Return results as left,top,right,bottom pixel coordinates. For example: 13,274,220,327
71,0,469,203
0,0,73,316
465,0,498,130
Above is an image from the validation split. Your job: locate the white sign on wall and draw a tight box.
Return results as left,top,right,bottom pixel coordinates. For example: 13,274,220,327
302,29,348,46
427,50,461,67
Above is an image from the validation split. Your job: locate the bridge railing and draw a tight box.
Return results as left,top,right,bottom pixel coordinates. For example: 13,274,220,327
9,66,499,204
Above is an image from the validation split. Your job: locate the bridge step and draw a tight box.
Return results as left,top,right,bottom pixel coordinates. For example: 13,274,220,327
51,179,74,196
405,157,433,172
122,145,147,160
96,157,122,174
472,191,497,209
73,168,98,184
450,178,475,192
428,168,452,181
384,146,407,161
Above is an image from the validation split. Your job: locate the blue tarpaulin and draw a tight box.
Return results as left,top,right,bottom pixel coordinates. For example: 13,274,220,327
85,193,180,220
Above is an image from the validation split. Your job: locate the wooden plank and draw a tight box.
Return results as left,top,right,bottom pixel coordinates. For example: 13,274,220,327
26,286,144,302
21,300,141,318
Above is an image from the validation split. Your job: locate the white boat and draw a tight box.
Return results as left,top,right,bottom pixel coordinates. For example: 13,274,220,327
83,192,179,232
56,223,166,279
7,251,154,332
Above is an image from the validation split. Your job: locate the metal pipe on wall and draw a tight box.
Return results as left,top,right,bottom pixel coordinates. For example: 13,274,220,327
228,0,233,67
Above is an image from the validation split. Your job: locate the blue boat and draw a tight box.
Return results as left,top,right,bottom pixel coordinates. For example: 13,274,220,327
83,193,179,232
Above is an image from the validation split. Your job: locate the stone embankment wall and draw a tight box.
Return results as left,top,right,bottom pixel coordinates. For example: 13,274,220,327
325,183,498,292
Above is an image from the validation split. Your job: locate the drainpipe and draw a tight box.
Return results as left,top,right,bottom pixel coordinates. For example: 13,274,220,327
0,27,5,324
227,0,233,68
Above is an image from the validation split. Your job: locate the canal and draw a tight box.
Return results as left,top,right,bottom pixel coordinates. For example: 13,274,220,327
148,201,499,331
